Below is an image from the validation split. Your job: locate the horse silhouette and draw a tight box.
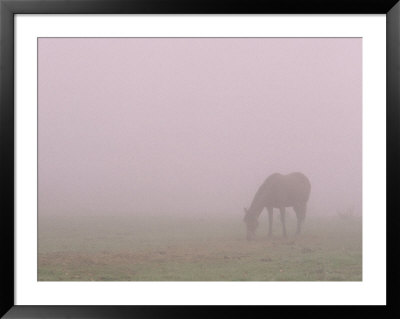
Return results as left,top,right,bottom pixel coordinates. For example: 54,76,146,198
244,172,311,240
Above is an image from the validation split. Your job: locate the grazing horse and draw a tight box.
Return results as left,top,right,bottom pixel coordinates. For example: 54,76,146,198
244,172,311,240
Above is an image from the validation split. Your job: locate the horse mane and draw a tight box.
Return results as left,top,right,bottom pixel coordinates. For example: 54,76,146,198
247,177,273,217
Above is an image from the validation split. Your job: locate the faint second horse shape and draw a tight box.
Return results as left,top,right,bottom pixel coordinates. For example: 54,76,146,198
244,172,311,240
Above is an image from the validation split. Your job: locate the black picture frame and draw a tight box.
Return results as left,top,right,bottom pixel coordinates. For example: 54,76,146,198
1,0,399,318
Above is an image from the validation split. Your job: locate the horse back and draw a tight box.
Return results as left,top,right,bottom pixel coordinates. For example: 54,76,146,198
264,172,311,208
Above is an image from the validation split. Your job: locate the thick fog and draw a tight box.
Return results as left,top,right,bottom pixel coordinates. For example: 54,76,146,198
38,38,362,219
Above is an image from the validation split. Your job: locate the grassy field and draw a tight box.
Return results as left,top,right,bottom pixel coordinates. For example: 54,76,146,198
38,212,362,281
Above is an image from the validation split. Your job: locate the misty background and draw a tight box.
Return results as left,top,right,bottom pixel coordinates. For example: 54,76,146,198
38,38,362,220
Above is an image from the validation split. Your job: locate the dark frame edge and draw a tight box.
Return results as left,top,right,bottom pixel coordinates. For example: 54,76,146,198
0,0,15,317
1,0,399,318
386,2,400,317
1,0,399,14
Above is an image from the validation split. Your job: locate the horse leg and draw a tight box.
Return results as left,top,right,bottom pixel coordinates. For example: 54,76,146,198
294,204,306,235
267,207,273,238
279,207,287,238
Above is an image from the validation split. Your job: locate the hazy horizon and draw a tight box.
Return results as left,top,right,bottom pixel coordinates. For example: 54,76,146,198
38,38,362,219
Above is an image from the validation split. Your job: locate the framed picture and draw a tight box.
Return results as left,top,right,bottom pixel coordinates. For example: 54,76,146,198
1,0,398,318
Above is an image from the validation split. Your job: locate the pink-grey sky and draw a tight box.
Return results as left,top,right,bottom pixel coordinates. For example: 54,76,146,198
38,38,362,218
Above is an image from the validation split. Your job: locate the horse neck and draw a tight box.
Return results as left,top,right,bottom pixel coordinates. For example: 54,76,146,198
248,200,264,218
248,180,271,218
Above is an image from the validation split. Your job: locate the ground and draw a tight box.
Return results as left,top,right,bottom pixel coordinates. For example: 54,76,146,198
38,212,362,281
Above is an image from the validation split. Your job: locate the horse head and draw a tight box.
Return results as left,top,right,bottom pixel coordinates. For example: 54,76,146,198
243,208,258,241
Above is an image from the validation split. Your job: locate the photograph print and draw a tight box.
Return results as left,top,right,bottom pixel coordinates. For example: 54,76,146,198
38,37,362,281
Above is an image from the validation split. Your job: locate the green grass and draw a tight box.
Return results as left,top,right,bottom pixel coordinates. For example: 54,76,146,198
38,213,362,281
